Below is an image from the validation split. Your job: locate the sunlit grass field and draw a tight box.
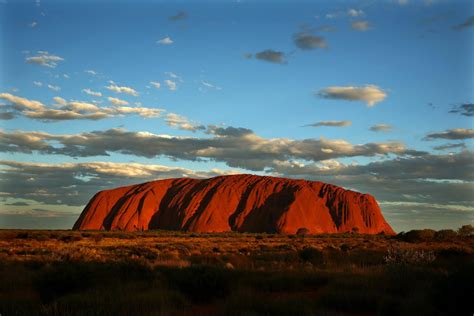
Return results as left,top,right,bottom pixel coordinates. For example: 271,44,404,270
1,228,473,315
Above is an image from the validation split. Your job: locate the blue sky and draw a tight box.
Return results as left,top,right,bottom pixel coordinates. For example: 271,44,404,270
0,0,473,231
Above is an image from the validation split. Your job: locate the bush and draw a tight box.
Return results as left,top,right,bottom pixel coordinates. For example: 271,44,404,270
433,263,474,315
223,289,314,316
435,229,458,241
299,247,323,265
296,228,310,236
34,261,154,303
384,246,435,265
398,229,436,242
164,265,233,303
340,243,351,252
16,232,29,239
457,225,474,237
59,234,83,243
317,287,380,314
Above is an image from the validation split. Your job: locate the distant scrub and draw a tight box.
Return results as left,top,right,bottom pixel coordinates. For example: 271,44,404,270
0,227,472,315
435,229,458,241
395,226,474,243
397,229,437,242
458,224,474,237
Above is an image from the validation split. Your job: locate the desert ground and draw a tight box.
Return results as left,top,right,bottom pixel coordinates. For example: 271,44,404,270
1,228,473,316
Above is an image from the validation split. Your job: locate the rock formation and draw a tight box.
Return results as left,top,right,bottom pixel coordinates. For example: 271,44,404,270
73,174,395,234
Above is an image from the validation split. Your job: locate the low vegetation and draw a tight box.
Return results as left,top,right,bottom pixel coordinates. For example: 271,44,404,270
0,226,472,315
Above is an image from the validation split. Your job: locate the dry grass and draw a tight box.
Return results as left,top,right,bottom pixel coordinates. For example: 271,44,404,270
0,229,473,315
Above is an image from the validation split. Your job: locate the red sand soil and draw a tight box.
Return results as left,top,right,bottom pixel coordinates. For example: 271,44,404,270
73,174,395,235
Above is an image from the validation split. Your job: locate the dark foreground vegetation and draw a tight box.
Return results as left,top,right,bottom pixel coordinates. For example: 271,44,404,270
0,226,473,316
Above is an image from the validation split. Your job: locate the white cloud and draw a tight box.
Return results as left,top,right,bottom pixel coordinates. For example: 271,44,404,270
150,81,161,89
0,126,412,170
47,84,61,92
293,32,328,50
82,88,102,97
165,113,205,131
84,70,97,76
379,201,473,212
0,93,162,121
351,21,371,31
424,128,474,140
326,13,337,19
33,81,42,87
165,72,181,80
318,85,387,106
106,83,139,96
0,160,237,207
29,21,37,28
347,9,364,17
304,121,352,128
200,80,222,91
157,36,173,45
164,80,177,91
53,96,67,106
370,124,393,132
26,51,64,68
0,93,44,110
113,106,163,118
67,101,101,112
108,97,129,106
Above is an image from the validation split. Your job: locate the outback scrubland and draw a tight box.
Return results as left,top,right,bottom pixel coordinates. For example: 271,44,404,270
1,227,473,316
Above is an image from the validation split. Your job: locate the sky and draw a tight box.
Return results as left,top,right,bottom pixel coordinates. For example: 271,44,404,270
0,0,473,232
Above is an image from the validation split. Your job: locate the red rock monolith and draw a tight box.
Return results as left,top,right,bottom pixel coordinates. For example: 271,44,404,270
73,174,395,234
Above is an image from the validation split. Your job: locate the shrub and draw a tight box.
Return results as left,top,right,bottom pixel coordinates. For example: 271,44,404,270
299,247,323,265
435,229,458,241
318,290,380,314
164,265,233,303
398,229,436,242
92,234,104,243
384,246,435,265
457,225,474,237
16,232,29,239
223,289,314,316
296,228,310,236
59,234,83,243
433,263,474,315
340,243,351,252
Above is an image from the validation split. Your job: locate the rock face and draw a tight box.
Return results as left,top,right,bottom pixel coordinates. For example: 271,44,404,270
73,174,395,235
